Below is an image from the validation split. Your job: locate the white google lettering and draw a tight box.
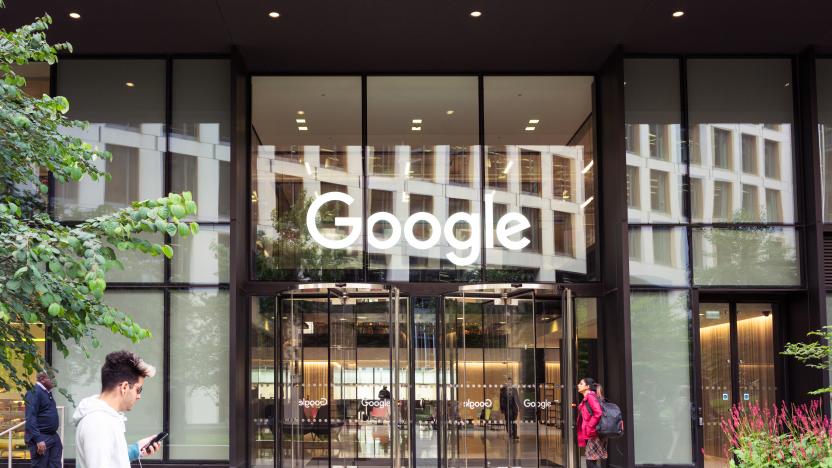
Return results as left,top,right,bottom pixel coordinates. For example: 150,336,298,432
298,397,328,408
361,399,391,407
462,399,493,409
306,191,530,266
523,399,553,409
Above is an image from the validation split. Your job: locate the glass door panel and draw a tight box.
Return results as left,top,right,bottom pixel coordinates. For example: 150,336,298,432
736,304,776,410
413,298,441,466
698,301,777,468
442,284,568,468
698,303,731,468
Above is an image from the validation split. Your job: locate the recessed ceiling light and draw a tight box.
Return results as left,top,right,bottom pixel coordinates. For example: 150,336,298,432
446,110,455,115
297,110,305,115
529,119,540,124
296,118,306,123
412,119,422,124
672,10,684,18
268,11,280,18
125,82,135,88
470,10,482,17
298,126,308,131
525,126,536,131
411,126,421,131
68,12,81,19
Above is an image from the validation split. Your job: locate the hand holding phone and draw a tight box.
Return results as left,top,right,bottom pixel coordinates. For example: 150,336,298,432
140,432,168,455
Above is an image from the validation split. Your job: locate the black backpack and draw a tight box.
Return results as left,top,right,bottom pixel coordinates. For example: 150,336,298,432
585,394,624,439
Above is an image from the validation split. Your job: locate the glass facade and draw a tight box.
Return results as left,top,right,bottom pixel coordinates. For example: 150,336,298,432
5,47,828,468
251,75,597,284
44,59,232,464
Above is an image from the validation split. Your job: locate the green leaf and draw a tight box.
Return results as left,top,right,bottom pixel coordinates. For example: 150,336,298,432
6,280,21,291
161,244,173,259
177,223,190,237
14,266,29,277
48,261,62,273
47,303,62,317
185,201,198,215
170,204,186,219
189,222,200,235
182,191,193,202
164,223,177,236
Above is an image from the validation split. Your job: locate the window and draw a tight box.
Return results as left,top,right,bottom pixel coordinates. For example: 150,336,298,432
371,149,395,176
522,207,542,253
520,150,542,195
487,151,509,190
764,139,780,179
765,189,783,222
170,289,230,459
652,228,673,266
648,124,668,160
54,59,165,221
410,147,435,181
713,181,733,221
741,134,758,174
713,128,732,169
628,228,642,261
320,147,347,171
448,147,472,186
409,194,434,241
554,211,574,257
553,155,574,201
650,170,670,214
370,189,394,236
626,166,640,209
625,123,640,154
448,198,472,240
693,227,800,286
690,178,704,221
741,184,760,221
689,125,702,165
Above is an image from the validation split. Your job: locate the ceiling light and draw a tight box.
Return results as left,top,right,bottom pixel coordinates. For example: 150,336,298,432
528,119,540,124
446,110,455,115
69,12,81,19
502,160,514,174
125,82,135,88
297,110,305,115
672,11,684,17
296,118,306,123
411,126,421,131
268,11,280,18
298,126,308,131
470,11,482,17
525,126,536,131
412,119,422,124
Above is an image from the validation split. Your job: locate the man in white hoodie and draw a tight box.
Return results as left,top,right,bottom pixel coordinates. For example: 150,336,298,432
73,350,162,468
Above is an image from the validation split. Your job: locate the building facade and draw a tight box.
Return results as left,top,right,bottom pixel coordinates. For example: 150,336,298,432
1,2,832,468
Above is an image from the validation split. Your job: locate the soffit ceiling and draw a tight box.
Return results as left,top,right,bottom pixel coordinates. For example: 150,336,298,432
1,0,831,73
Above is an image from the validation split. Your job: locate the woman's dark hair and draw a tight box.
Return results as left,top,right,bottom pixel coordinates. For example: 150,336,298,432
581,377,599,392
101,350,155,392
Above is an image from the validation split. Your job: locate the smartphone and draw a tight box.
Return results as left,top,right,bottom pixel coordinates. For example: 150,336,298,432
141,432,169,453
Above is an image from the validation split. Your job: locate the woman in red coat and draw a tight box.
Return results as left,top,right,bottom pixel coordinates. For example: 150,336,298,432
577,377,608,467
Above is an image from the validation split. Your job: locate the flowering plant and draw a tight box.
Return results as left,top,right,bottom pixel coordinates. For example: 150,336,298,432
721,400,832,467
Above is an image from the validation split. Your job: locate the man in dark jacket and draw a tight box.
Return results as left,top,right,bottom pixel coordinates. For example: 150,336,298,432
24,371,61,467
500,377,520,440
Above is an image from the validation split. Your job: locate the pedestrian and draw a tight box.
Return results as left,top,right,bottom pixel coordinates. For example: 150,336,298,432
378,385,391,400
499,377,520,440
577,377,608,467
24,371,61,468
73,350,163,468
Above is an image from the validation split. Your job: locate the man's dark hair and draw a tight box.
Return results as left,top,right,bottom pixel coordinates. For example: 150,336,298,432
101,350,154,392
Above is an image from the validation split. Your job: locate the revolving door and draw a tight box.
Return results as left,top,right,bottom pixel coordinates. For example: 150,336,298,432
277,283,409,467
441,284,576,468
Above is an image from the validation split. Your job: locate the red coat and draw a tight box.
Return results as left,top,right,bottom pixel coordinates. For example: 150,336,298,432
576,391,602,447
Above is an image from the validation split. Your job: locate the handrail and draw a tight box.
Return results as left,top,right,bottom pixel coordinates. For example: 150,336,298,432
2,406,64,468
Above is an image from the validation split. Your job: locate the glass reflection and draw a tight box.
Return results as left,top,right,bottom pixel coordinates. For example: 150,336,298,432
367,77,480,282
818,60,832,221
628,226,689,287
54,60,166,220
692,227,799,286
483,76,597,282
624,59,686,224
252,77,363,281
688,59,795,224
